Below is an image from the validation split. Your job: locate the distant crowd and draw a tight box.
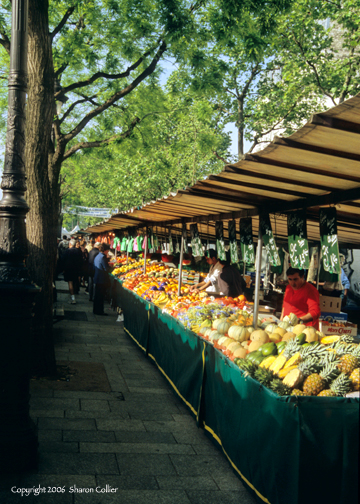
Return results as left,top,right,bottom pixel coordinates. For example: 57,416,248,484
56,236,113,316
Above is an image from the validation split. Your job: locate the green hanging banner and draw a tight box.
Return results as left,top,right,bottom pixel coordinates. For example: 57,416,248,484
168,229,174,254
228,220,239,264
182,224,189,254
190,224,204,257
215,221,226,261
260,214,281,267
287,210,310,269
319,208,341,275
240,218,255,264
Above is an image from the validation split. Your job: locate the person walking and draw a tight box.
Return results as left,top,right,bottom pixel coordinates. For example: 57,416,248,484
62,239,82,304
88,241,100,302
93,243,111,316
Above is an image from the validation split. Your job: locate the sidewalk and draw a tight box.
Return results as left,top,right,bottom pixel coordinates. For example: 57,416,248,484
0,280,257,504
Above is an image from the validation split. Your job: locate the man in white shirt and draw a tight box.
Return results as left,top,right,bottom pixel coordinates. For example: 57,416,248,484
190,250,222,294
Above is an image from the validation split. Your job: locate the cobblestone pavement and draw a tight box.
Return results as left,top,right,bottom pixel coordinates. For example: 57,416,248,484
0,281,257,504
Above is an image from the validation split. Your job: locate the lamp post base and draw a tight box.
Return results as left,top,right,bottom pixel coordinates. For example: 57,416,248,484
0,281,39,473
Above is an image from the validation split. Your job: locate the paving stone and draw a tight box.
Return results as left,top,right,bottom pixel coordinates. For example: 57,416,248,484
20,475,97,489
156,475,218,491
116,454,177,476
30,410,65,419
66,410,129,420
38,441,79,453
54,391,114,400
143,420,200,434
169,455,231,476
96,419,146,431
114,430,176,444
38,418,97,430
29,388,54,398
80,399,110,412
31,398,80,410
0,490,73,504
96,475,158,490
37,453,119,475
81,442,195,455
186,490,256,504
211,471,252,491
63,430,116,443
73,489,191,504
38,430,63,442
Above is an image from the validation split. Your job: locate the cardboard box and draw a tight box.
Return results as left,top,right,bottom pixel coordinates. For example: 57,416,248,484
320,312,348,322
319,296,341,313
319,320,358,337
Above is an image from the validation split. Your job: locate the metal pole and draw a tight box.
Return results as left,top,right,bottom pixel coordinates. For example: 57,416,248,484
144,230,147,274
0,0,39,472
316,245,320,290
253,226,263,329
177,235,184,296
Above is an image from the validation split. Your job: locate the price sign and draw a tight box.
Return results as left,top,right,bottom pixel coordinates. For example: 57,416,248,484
260,214,281,267
215,221,226,261
182,224,188,254
228,220,239,264
287,210,310,269
190,224,204,257
240,218,255,265
319,208,340,274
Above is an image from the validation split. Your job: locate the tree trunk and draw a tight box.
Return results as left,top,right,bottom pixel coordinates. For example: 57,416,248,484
25,0,56,376
237,96,244,159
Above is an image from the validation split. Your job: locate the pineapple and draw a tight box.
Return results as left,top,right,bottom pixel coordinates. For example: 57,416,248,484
337,354,359,375
318,373,352,397
269,339,301,374
254,367,275,387
302,361,339,396
349,368,360,391
283,357,320,389
291,389,308,396
270,378,291,396
237,359,257,377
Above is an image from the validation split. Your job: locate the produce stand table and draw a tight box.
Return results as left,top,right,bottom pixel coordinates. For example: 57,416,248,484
112,275,359,504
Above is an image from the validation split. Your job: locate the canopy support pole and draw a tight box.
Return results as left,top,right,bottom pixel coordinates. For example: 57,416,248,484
178,236,184,297
144,230,147,275
316,245,320,290
253,226,263,329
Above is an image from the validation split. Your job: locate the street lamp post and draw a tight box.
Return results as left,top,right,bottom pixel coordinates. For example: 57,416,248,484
0,0,39,471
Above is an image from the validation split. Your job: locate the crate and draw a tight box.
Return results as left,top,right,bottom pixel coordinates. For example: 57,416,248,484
320,312,348,322
319,295,341,313
319,320,358,337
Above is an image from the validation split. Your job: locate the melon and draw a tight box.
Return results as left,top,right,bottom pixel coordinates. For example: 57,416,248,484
217,320,231,334
250,329,269,343
233,347,248,359
217,336,229,346
269,334,282,342
222,337,236,348
228,325,249,342
278,320,290,330
292,324,306,335
303,327,318,343
264,323,278,334
213,318,227,330
248,340,264,352
283,312,298,326
273,327,286,337
282,332,296,341
209,330,222,342
203,328,212,338
227,342,242,354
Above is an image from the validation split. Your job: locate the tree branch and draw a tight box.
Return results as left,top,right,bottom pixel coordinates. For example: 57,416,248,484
58,41,164,97
55,63,68,78
339,46,355,103
59,95,98,124
50,6,76,40
63,117,141,160
292,33,337,106
213,151,230,164
0,23,10,55
62,40,167,143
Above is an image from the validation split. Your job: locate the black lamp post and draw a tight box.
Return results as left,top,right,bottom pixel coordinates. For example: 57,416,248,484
0,0,39,471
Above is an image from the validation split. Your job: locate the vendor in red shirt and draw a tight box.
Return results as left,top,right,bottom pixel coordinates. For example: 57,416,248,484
280,267,321,329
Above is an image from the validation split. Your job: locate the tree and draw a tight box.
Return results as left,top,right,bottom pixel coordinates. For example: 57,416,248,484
0,0,291,375
170,0,360,159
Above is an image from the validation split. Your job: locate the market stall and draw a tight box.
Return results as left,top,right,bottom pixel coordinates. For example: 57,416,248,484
85,93,360,504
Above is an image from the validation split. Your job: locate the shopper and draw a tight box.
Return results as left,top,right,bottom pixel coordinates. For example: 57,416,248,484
217,259,246,298
190,250,222,294
88,241,100,301
62,239,82,304
80,240,89,290
280,267,321,329
93,243,111,316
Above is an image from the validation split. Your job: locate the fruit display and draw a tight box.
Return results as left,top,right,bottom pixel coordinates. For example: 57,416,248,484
113,261,360,399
